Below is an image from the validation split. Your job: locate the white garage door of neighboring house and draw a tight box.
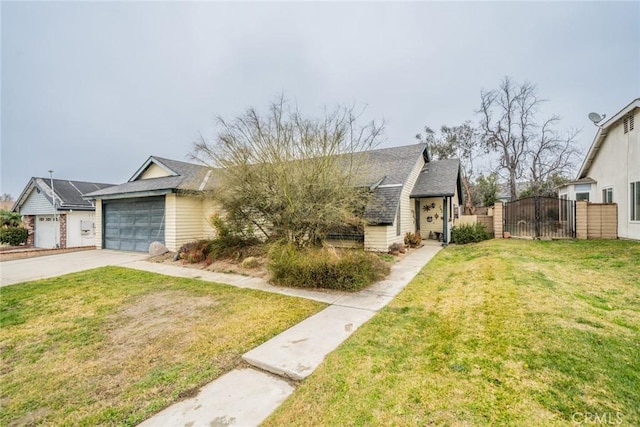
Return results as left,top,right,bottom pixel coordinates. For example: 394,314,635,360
103,197,165,252
35,215,59,248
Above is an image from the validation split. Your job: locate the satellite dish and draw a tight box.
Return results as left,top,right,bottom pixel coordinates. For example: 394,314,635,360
588,112,606,125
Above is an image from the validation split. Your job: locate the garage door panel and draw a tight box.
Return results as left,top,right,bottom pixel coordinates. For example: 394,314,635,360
103,197,165,252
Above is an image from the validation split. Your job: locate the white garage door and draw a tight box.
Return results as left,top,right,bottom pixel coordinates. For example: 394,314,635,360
35,215,59,248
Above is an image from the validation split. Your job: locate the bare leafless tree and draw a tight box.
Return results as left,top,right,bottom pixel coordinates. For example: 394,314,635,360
478,77,580,200
191,97,385,247
527,116,580,195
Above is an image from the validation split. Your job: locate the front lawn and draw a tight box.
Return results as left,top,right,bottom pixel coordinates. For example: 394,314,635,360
266,239,640,426
0,266,326,426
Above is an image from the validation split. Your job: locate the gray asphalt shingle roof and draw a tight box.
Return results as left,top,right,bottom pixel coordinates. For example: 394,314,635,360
410,159,460,198
84,156,218,198
83,144,434,225
352,144,427,224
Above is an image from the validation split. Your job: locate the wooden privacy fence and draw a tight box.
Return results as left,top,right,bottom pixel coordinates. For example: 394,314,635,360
586,203,617,239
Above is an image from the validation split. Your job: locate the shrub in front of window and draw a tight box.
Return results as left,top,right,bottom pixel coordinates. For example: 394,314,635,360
451,223,491,244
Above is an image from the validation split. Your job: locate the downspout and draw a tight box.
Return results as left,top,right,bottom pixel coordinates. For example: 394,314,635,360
442,196,448,246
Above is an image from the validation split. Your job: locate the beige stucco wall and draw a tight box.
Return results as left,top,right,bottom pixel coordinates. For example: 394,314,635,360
587,110,639,240
94,200,103,249
140,163,172,179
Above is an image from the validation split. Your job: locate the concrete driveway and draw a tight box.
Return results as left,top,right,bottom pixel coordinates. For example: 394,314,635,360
0,250,148,287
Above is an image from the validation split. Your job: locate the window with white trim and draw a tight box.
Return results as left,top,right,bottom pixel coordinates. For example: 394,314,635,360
576,192,590,201
631,181,640,221
602,188,613,203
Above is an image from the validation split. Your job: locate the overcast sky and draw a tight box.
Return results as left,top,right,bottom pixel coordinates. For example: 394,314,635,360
2,1,639,199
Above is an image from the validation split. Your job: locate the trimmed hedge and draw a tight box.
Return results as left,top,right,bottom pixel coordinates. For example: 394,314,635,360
451,223,491,244
0,227,28,246
268,244,390,291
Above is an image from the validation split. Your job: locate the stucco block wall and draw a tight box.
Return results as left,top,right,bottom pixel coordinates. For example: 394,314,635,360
493,202,503,238
587,203,618,239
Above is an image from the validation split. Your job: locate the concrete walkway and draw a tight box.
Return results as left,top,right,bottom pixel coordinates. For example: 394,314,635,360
137,242,442,427
0,249,147,286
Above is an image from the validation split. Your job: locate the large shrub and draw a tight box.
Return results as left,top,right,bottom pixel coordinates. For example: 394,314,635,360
268,244,390,291
0,210,22,227
451,223,491,244
0,227,28,246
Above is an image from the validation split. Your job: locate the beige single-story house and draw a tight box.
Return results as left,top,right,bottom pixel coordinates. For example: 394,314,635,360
559,97,639,240
84,143,463,252
12,177,114,248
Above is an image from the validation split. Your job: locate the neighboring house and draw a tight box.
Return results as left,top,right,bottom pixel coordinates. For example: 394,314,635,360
559,97,639,240
84,144,463,252
12,177,114,248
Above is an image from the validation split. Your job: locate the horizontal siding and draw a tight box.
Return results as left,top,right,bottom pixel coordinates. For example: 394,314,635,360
20,188,55,215
418,197,444,239
364,225,398,251
175,196,205,249
165,194,178,251
202,198,220,240
140,163,172,179
399,155,424,238
95,200,103,249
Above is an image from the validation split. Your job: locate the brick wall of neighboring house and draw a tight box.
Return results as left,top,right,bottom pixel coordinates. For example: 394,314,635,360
59,213,67,248
24,215,35,247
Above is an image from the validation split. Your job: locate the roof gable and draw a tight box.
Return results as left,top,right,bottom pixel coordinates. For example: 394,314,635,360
130,156,179,181
578,98,639,179
13,177,114,212
410,159,461,200
85,156,216,199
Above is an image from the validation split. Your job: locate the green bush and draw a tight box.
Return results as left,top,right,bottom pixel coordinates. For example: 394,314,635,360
268,244,390,291
451,223,491,244
0,227,28,246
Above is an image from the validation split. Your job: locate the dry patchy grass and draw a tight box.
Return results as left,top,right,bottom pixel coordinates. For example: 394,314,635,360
265,239,640,426
0,266,325,426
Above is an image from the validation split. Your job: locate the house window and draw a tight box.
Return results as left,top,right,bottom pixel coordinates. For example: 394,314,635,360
631,181,640,221
396,205,401,236
576,192,590,201
602,188,613,203
624,114,635,134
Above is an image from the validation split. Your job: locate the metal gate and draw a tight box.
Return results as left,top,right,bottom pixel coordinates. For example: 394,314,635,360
504,197,575,239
